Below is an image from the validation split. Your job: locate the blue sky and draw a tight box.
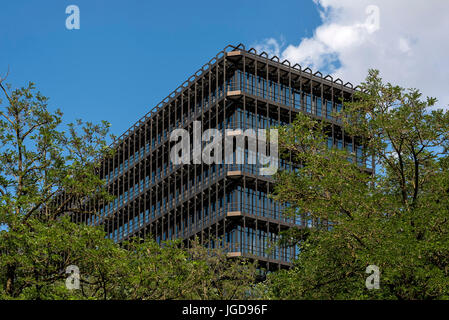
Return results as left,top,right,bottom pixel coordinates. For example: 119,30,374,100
2,0,448,139
0,0,322,138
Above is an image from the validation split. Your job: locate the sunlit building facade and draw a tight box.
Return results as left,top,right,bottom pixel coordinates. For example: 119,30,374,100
72,44,373,271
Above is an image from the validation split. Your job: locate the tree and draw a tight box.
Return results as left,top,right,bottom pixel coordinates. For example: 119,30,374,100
0,76,116,299
263,69,449,299
0,78,258,300
70,238,258,300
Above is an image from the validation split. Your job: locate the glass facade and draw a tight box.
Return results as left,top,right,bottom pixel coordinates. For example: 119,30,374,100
69,46,373,270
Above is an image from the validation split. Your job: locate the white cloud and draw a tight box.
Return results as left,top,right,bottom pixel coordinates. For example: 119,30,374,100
254,0,449,109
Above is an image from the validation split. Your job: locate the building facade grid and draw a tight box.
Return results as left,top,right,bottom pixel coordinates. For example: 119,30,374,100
62,44,373,270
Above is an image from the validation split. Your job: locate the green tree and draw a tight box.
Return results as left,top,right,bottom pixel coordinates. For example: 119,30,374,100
70,238,257,300
0,79,258,300
0,77,116,299
263,69,449,299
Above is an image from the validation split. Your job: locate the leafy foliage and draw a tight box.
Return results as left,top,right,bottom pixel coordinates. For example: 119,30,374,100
68,238,257,300
262,70,449,299
0,81,257,300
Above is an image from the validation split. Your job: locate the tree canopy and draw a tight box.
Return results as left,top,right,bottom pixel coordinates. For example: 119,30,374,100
263,69,449,299
0,80,257,300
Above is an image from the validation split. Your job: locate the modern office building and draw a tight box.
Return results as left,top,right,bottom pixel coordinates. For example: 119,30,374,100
70,44,373,271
